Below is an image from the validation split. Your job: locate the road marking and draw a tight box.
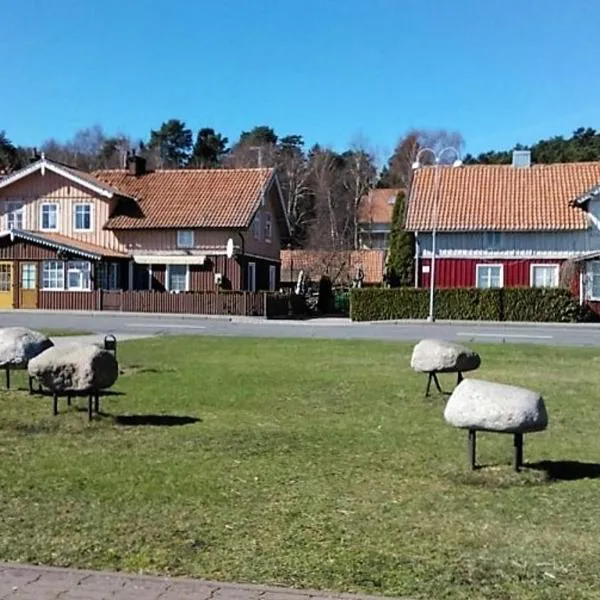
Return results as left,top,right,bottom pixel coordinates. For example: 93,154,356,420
126,323,207,330
456,332,553,340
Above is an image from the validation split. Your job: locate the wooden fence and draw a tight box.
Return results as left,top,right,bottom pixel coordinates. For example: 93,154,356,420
38,290,291,318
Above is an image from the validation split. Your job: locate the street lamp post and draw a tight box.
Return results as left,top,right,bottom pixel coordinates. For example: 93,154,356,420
412,147,463,323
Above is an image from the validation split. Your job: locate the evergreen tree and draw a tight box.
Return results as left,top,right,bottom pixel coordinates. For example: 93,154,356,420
385,191,414,287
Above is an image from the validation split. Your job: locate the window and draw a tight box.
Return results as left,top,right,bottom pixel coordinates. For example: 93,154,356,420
21,264,36,289
40,203,58,231
73,203,92,231
588,262,600,300
531,264,559,288
483,232,502,250
98,262,120,290
5,201,24,230
42,261,64,290
264,212,272,243
167,264,188,292
177,230,195,249
252,213,261,240
247,262,256,291
66,261,91,291
476,264,503,289
269,265,277,291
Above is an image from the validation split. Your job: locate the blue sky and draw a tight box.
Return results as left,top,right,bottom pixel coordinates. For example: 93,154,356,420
1,0,598,163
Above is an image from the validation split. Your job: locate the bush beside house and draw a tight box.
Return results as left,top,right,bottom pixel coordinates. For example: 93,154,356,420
350,287,590,322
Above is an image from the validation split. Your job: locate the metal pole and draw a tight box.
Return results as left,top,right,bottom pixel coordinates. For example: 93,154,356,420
428,159,441,322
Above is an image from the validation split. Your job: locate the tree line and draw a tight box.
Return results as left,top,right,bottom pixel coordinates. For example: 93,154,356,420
1,123,599,252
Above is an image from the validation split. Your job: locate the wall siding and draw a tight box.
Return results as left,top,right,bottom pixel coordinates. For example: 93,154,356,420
419,258,564,289
417,229,600,258
0,171,124,251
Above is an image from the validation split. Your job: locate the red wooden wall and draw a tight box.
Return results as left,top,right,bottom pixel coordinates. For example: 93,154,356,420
418,258,565,289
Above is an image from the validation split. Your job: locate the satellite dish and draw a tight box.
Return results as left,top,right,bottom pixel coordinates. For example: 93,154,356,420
226,238,234,259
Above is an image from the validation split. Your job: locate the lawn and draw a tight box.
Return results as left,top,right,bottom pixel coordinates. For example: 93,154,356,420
0,336,599,600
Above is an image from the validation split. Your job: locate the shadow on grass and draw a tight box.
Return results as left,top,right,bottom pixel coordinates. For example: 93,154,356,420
528,460,600,481
114,414,201,427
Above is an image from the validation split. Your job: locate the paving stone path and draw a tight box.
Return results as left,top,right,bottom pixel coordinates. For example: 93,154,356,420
0,564,411,600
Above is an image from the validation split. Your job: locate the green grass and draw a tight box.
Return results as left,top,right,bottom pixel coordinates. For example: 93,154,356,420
1,337,600,599
40,329,94,337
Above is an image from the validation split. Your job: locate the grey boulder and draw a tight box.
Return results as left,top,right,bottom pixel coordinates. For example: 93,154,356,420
0,327,53,369
411,339,480,373
444,378,548,433
28,344,118,392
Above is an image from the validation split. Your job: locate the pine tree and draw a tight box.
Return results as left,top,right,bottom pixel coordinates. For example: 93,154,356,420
386,191,415,287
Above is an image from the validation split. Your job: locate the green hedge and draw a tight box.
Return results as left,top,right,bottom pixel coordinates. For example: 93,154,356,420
350,287,589,322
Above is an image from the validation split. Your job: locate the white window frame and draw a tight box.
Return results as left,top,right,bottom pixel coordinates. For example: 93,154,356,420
5,201,25,230
176,230,195,249
66,261,91,291
42,260,65,290
530,264,559,289
40,202,59,231
247,262,257,292
73,203,93,232
166,264,189,292
587,261,600,301
475,263,504,289
252,213,261,241
21,263,37,290
264,212,272,243
268,264,277,291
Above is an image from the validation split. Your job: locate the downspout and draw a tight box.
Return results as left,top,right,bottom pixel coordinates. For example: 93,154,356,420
579,267,584,306
414,231,420,288
238,232,245,290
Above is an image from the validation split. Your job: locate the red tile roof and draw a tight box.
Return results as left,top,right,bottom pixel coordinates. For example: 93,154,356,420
280,250,385,284
94,168,275,229
358,188,403,224
405,163,600,232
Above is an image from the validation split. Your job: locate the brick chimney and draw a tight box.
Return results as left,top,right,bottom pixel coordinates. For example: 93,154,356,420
126,152,147,176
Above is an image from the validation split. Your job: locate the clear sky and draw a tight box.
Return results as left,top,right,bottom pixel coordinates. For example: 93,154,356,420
1,0,598,162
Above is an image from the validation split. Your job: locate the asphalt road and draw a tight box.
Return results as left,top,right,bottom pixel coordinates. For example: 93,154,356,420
1,310,600,347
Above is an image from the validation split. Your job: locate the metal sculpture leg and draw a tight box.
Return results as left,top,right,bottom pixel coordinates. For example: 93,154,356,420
425,372,444,397
5,368,9,390
52,393,58,416
513,433,523,472
88,395,93,422
468,429,477,470
67,393,72,407
94,393,99,414
457,371,463,386
28,376,34,395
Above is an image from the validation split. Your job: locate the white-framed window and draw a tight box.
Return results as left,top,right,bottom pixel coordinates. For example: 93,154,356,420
247,262,256,291
252,213,261,240
530,264,559,288
483,232,503,250
98,262,120,290
476,264,504,289
40,203,58,231
264,212,272,243
167,264,188,292
21,263,36,289
73,203,92,232
587,261,600,300
177,230,195,249
42,261,64,290
66,261,91,291
5,201,24,230
268,265,277,291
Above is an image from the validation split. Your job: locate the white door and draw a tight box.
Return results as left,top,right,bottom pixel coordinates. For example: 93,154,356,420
248,262,256,292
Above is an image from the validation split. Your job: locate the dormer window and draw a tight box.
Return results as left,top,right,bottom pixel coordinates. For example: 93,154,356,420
5,202,24,230
177,230,195,249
